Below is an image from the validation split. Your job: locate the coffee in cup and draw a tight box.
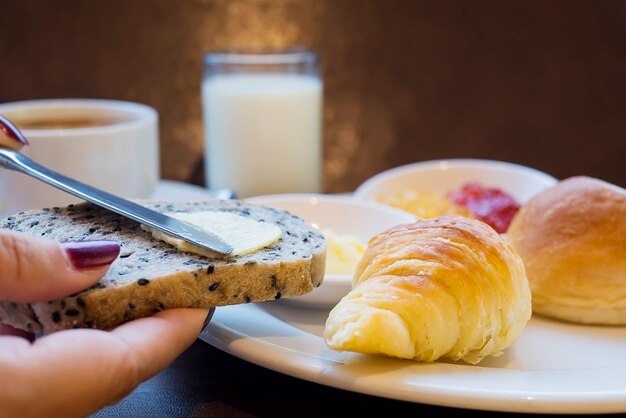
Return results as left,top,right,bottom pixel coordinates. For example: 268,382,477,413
0,99,160,215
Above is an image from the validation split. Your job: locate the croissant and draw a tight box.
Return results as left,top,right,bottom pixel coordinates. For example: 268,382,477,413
323,216,531,364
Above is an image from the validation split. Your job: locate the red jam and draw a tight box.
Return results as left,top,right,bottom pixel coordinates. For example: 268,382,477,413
446,182,521,233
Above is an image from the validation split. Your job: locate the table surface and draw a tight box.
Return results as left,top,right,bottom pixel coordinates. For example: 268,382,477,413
91,337,623,418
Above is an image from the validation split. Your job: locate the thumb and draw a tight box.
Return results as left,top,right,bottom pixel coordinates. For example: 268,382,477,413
0,230,120,302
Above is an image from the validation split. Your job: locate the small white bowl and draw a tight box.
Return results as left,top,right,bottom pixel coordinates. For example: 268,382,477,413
354,159,558,206
245,193,414,308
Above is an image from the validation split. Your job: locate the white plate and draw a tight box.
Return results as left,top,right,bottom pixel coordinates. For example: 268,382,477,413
151,180,224,201
244,193,414,308
201,303,626,414
158,180,626,413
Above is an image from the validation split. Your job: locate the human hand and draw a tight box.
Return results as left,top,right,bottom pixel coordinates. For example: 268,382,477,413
0,230,211,418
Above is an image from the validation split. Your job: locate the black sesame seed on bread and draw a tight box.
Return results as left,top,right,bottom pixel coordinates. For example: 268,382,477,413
0,200,326,334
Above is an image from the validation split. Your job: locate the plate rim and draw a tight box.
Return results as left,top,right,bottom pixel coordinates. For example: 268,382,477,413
201,303,626,414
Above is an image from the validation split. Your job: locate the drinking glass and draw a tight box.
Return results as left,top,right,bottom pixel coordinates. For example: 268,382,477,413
202,48,323,198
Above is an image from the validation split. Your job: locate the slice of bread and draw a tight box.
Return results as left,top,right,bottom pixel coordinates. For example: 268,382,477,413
0,200,326,334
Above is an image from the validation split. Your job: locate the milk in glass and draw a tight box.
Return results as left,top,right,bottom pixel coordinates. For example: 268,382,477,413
202,73,322,198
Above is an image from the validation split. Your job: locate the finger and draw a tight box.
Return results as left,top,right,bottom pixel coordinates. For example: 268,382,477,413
0,308,209,418
0,230,120,302
111,308,212,382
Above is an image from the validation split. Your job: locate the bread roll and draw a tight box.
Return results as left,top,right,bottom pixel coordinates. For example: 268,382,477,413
507,176,626,325
323,216,531,364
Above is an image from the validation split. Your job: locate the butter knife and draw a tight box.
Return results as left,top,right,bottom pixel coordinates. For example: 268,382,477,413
0,147,234,255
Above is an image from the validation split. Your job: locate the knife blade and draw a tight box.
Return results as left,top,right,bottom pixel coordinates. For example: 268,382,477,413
0,147,234,255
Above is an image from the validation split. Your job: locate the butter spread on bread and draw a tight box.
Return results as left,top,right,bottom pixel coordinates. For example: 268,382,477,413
144,211,282,257
324,216,531,365
0,200,326,334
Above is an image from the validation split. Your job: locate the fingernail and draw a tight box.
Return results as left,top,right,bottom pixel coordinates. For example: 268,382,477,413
0,115,29,149
62,240,121,270
202,308,216,329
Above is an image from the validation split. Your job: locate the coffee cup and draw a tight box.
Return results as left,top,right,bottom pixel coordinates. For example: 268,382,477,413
0,98,159,215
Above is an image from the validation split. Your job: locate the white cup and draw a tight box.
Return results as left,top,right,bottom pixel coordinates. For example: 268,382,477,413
0,99,159,215
202,48,323,198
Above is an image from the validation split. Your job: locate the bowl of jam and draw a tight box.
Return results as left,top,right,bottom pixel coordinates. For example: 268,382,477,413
353,159,558,234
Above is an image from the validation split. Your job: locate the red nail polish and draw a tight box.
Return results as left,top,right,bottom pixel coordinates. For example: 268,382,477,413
62,241,121,270
0,115,29,148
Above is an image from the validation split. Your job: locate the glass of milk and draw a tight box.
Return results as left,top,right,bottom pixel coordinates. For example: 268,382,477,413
202,48,323,198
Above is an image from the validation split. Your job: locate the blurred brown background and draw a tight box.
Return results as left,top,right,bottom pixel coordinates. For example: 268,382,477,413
1,0,624,192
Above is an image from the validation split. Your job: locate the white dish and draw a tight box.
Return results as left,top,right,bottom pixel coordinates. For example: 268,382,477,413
354,158,558,206
151,180,234,201
245,193,414,308
151,180,215,201
159,180,626,413
201,303,626,414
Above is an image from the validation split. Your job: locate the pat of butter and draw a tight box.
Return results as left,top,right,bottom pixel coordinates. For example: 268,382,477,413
147,211,282,257
322,228,366,276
